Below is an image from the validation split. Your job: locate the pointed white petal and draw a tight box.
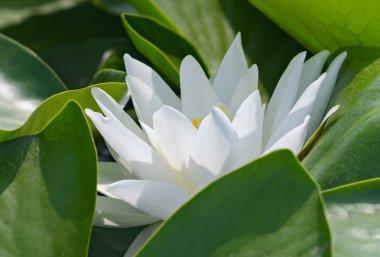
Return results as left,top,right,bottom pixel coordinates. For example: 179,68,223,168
85,109,176,184
266,73,325,149
119,89,131,107
127,75,165,127
124,54,180,109
263,52,306,144
229,64,259,114
140,122,160,152
299,105,340,158
108,180,190,220
264,116,310,156
124,222,162,257
153,106,197,192
213,33,248,104
308,52,347,138
94,196,158,228
232,91,263,164
297,50,329,98
180,55,220,120
189,107,240,190
91,87,147,141
97,162,132,197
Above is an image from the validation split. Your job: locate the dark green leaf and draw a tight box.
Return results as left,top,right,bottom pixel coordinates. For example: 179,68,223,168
0,101,97,257
129,0,305,94
88,226,144,257
136,150,330,257
2,3,130,89
323,179,380,257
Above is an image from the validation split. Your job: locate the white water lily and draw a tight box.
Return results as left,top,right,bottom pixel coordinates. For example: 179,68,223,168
85,33,346,256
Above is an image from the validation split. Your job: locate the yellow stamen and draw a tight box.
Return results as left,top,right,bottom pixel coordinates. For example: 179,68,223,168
192,117,204,129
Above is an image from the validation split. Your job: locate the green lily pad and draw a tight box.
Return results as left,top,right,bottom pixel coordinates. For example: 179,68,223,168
323,179,380,257
136,150,330,257
0,101,96,257
249,0,380,53
304,49,380,189
0,33,65,131
0,82,126,142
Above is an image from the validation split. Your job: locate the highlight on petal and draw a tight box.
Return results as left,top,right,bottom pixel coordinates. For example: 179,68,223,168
212,32,248,104
189,107,240,190
108,180,191,220
307,51,347,138
263,52,307,144
91,87,147,141
97,161,132,197
85,109,176,184
229,64,259,114
297,50,329,98
265,73,325,148
153,105,197,192
124,54,181,109
232,90,263,164
180,55,220,120
94,196,158,228
126,75,165,127
264,115,310,156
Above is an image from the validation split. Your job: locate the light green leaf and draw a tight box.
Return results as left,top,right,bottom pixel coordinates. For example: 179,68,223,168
136,150,330,257
304,48,380,189
0,82,126,142
0,33,65,131
249,0,380,53
323,179,380,257
0,101,96,257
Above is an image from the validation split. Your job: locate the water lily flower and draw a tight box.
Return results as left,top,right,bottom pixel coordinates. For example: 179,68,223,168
85,33,346,256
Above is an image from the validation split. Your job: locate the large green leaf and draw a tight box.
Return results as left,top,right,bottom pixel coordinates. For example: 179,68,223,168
127,0,304,94
136,150,330,257
0,101,97,257
0,82,126,142
249,0,380,53
304,49,380,189
2,3,130,89
0,33,65,131
323,179,380,257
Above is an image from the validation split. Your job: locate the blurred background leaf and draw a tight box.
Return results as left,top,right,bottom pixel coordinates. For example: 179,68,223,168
249,0,380,53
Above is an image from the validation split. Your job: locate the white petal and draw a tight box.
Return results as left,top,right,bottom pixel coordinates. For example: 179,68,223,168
124,54,181,109
127,75,165,127
212,33,248,104
140,122,160,152
97,161,132,197
229,64,259,114
265,73,325,149
297,50,329,98
119,89,131,107
180,55,220,120
264,116,310,156
94,196,158,228
124,222,162,257
85,109,176,184
308,52,347,138
91,87,147,142
153,106,197,192
263,52,306,144
108,180,190,220
232,91,263,164
189,107,240,190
